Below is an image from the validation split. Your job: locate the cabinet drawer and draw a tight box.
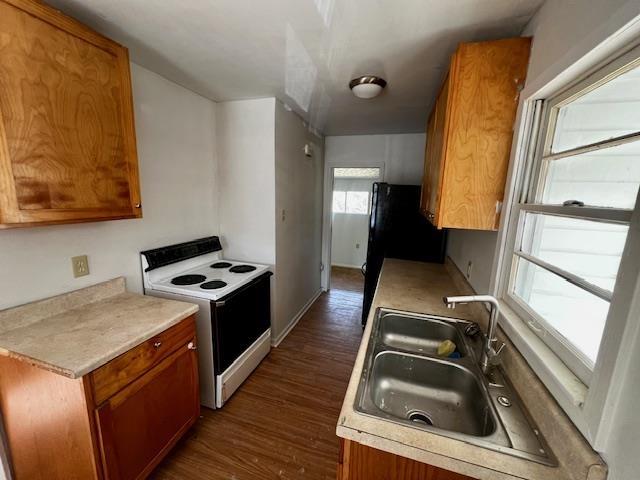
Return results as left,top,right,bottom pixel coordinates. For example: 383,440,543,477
91,316,196,405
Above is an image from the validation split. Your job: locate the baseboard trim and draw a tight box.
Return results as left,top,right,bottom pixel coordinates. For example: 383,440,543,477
271,289,323,347
331,263,362,269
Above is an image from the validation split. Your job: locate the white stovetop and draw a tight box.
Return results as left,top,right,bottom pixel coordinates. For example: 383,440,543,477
143,252,270,301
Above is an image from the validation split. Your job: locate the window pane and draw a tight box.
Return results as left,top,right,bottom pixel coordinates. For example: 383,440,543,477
332,191,345,213
346,191,369,214
520,213,628,291
334,167,380,179
513,257,609,364
541,140,640,208
551,63,640,153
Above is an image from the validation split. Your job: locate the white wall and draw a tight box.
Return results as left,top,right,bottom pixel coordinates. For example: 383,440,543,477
215,98,324,343
321,133,425,287
447,230,498,294
521,0,640,97
0,64,218,310
273,101,324,342
215,98,276,265
331,212,368,268
324,134,426,184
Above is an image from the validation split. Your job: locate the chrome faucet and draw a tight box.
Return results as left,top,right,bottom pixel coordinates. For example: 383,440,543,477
442,295,505,374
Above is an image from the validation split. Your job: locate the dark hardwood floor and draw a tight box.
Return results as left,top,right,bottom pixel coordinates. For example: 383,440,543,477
152,267,364,480
329,266,364,292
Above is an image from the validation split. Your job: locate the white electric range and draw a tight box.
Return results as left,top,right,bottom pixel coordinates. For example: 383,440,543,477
141,237,272,409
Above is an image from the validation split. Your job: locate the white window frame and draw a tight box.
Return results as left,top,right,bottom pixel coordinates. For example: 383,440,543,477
331,190,371,215
494,41,640,444
332,190,347,213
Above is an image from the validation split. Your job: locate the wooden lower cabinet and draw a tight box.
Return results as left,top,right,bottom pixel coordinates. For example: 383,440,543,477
95,345,199,479
337,439,476,480
0,316,199,480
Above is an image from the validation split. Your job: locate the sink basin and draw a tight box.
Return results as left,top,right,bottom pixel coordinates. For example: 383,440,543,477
379,313,467,356
370,351,495,436
354,308,556,466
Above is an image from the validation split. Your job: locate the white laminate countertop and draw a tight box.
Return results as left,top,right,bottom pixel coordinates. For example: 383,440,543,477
336,259,607,480
0,278,198,378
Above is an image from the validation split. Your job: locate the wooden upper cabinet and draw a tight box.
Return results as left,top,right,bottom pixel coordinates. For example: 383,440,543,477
421,37,531,230
0,0,141,228
422,74,451,222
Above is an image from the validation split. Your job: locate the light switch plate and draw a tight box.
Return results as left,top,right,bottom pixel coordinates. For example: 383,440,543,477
72,255,90,278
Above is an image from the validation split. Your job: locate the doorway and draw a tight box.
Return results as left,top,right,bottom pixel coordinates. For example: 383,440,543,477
326,167,381,292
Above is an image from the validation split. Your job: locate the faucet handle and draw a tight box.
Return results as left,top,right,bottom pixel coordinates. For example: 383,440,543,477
494,341,506,356
488,341,506,365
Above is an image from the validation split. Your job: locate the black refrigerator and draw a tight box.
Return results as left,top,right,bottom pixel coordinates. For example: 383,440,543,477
361,183,447,325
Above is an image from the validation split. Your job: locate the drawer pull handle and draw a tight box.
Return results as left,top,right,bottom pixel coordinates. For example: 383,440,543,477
153,341,162,348
187,341,197,351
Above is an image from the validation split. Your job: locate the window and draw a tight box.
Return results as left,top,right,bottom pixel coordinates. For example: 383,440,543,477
332,191,346,213
332,191,370,214
333,167,380,179
504,53,640,385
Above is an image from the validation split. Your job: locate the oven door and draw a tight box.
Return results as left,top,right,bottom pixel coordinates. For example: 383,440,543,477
211,272,272,406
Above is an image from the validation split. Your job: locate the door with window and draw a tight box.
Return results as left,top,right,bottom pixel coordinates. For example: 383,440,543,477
330,168,381,270
503,51,640,385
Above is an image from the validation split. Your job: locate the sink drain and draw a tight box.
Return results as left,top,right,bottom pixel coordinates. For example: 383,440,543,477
407,410,434,426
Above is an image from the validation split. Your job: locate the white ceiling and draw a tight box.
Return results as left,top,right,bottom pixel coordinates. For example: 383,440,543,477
46,0,543,136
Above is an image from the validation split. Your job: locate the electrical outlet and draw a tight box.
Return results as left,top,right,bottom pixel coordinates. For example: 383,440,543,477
466,261,473,279
72,255,90,278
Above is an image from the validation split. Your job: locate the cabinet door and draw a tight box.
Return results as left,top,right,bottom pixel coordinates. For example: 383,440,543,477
338,439,475,480
420,110,436,216
95,343,199,480
422,74,451,226
0,0,141,228
438,38,530,230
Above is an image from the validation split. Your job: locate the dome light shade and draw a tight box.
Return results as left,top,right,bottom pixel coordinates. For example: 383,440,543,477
349,76,387,99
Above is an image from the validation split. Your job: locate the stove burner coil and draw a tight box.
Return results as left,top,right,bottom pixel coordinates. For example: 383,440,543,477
171,274,207,285
211,262,232,269
229,265,257,274
200,280,228,290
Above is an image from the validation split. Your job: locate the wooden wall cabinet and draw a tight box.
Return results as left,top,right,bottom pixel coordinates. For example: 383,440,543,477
337,438,475,480
0,316,199,480
420,38,531,230
0,0,141,228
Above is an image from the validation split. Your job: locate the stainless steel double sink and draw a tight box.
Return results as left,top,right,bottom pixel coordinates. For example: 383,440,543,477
355,308,556,465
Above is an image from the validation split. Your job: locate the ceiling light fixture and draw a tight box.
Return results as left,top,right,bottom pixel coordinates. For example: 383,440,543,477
349,76,387,99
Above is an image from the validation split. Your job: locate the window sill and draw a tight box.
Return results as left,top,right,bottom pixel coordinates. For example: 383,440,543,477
498,300,591,438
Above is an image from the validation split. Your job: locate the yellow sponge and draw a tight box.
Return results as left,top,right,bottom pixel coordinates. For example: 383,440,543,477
437,339,456,357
